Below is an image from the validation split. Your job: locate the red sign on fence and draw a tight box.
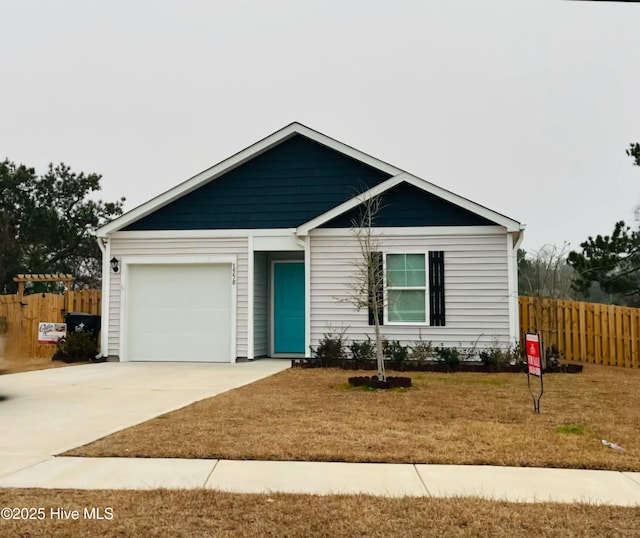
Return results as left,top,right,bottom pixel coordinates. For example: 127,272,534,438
526,333,541,377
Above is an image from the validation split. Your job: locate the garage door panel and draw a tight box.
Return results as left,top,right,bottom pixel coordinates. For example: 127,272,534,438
130,334,227,361
132,287,224,310
125,263,233,362
129,308,230,332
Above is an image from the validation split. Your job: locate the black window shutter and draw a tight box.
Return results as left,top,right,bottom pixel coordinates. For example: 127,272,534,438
368,251,384,326
429,251,446,326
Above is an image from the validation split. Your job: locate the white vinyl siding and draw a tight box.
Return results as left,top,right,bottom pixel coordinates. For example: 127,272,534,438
309,229,511,350
107,236,248,359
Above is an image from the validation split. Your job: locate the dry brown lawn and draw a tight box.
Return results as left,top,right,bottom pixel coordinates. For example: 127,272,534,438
2,355,88,374
66,364,640,471
1,488,639,538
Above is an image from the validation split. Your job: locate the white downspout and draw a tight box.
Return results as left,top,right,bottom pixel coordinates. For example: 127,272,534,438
247,236,254,360
507,227,525,345
97,237,110,359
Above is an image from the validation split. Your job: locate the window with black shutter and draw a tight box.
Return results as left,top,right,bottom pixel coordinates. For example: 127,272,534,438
366,250,446,326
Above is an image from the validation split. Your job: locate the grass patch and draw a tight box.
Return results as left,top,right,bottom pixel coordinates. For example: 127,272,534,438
1,488,639,538
66,364,640,471
555,424,589,435
389,386,411,393
335,382,378,391
430,374,504,387
2,355,87,374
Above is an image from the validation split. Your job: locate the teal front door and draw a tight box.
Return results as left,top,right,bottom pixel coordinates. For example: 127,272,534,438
273,261,305,354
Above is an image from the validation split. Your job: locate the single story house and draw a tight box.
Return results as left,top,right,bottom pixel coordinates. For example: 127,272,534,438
96,122,524,362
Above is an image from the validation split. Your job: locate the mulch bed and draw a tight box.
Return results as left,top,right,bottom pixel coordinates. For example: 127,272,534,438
293,358,583,374
347,375,412,389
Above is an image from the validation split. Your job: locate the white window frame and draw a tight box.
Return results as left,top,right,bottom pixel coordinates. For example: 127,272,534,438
383,251,430,326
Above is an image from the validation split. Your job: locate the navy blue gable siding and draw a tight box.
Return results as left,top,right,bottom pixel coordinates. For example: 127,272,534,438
320,182,498,228
123,135,392,230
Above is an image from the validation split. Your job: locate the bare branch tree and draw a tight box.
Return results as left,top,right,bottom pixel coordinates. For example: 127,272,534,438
521,243,573,364
521,243,573,301
342,194,387,381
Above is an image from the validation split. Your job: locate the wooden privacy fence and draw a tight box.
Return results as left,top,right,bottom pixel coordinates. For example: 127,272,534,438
0,290,101,359
519,296,640,368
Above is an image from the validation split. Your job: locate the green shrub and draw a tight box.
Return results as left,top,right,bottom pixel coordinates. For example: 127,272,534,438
349,337,376,363
383,339,408,363
457,336,482,362
545,345,561,368
410,340,435,362
434,345,460,370
52,331,97,363
479,348,504,368
312,331,346,366
510,340,526,363
476,337,521,369
479,340,524,367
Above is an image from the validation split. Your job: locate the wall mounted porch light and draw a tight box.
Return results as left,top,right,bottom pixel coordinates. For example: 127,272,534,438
110,257,120,273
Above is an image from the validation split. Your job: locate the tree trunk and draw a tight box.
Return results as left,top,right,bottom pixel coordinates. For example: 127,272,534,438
374,316,386,381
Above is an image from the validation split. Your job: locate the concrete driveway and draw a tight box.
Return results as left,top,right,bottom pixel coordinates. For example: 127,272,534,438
0,360,289,479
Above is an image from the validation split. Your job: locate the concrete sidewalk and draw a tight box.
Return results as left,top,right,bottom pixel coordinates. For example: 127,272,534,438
1,457,639,506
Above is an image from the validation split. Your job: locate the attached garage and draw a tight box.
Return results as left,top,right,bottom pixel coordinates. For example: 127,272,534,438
121,261,235,362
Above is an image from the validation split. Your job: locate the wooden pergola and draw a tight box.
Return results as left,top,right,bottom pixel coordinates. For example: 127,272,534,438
13,273,75,313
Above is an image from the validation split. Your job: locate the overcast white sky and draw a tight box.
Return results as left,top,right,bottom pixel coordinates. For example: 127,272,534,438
2,0,639,252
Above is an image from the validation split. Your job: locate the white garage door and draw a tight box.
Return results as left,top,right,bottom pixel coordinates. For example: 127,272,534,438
125,263,233,362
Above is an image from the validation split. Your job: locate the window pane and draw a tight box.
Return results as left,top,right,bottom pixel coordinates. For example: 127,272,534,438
405,254,425,271
386,254,405,271
386,253,425,287
388,289,426,322
386,254,406,286
406,269,426,286
387,270,405,287
406,255,425,286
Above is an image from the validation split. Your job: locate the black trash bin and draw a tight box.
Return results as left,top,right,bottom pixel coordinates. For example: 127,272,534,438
65,312,101,344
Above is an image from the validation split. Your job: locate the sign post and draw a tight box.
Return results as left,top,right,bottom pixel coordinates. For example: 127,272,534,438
525,333,544,413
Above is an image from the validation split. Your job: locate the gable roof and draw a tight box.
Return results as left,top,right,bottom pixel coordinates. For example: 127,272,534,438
297,172,522,234
98,122,523,236
318,180,498,228
120,134,392,231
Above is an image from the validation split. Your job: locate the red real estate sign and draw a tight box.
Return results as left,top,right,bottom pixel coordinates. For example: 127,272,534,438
526,333,542,377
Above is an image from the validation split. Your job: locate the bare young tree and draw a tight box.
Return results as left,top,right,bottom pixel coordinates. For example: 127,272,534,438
520,243,573,363
520,243,574,300
344,194,387,381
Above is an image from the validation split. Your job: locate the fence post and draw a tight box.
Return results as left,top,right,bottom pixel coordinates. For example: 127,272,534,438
633,309,639,368
579,303,585,363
